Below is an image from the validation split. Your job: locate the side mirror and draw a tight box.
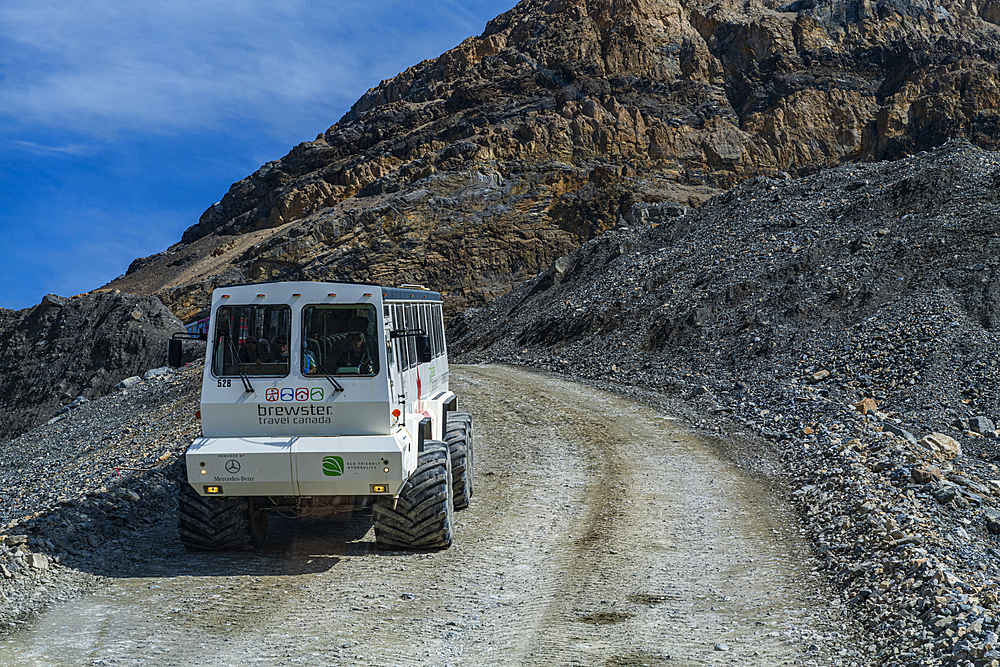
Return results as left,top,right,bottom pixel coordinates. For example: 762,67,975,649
416,334,432,363
168,338,183,368
168,331,207,368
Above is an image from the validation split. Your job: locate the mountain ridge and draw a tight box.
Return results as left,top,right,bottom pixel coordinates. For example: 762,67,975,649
107,0,1000,321
0,291,184,441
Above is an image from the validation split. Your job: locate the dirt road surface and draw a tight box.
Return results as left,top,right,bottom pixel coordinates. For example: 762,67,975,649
0,366,862,666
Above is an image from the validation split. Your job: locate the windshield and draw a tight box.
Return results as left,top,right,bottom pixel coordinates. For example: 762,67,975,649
302,305,379,376
212,305,291,378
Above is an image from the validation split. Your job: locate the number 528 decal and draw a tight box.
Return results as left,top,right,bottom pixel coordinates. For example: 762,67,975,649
265,387,325,402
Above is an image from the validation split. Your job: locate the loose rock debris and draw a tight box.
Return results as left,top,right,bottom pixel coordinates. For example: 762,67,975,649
453,140,1000,667
0,363,201,634
5,140,1000,664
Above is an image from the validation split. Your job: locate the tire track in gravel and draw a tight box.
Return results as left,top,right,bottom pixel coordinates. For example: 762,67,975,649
0,365,862,667
454,366,846,667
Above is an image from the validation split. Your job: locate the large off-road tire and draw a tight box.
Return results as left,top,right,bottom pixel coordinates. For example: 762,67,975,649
177,464,268,551
448,411,474,444
373,441,454,550
445,412,474,510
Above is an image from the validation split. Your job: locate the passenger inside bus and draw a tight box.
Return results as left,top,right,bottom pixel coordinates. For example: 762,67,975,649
270,336,288,362
238,337,262,364
336,332,373,374
301,305,379,376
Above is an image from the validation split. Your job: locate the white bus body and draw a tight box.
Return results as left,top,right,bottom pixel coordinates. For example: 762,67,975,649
185,281,456,504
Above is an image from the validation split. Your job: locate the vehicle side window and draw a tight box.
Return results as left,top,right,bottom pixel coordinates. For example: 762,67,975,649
383,305,394,369
212,305,291,378
432,303,445,357
404,304,418,369
417,304,429,354
393,304,410,369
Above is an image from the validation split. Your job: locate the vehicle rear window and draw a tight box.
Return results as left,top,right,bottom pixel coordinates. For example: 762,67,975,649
302,304,380,377
212,305,291,378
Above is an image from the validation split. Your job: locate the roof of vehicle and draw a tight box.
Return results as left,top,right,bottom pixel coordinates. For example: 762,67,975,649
213,280,442,302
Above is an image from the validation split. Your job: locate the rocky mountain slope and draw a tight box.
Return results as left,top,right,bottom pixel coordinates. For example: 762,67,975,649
450,138,1000,421
5,143,1000,667
109,0,1000,322
451,139,1000,665
7,141,1000,663
0,291,185,443
8,0,1000,659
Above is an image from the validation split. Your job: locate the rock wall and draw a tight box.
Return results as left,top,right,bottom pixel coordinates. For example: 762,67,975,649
0,291,184,442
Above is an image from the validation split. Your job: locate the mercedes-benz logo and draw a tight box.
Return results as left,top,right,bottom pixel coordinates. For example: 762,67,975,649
225,460,241,474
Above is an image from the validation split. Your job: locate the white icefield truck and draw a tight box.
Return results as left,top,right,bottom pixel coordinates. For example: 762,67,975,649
167,281,474,551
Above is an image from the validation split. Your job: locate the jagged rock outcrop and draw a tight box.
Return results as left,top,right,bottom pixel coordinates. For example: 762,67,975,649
0,291,184,442
110,0,1000,321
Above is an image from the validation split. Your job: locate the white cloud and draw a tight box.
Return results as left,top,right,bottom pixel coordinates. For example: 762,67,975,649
11,140,94,156
0,0,515,138
0,0,518,310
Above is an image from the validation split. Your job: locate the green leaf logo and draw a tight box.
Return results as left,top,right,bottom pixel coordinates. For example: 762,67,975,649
322,456,344,477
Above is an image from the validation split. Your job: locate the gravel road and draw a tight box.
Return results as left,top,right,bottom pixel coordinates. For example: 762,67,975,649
0,366,861,666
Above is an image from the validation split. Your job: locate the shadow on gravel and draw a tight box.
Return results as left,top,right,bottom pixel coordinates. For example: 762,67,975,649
77,513,381,580
15,482,437,591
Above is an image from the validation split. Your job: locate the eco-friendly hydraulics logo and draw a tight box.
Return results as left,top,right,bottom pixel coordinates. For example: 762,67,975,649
322,456,344,476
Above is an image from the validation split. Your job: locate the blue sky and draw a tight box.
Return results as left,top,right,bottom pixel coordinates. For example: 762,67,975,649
0,0,517,311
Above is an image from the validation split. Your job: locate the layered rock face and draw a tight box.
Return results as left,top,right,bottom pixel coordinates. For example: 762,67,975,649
0,292,184,442
111,0,1000,320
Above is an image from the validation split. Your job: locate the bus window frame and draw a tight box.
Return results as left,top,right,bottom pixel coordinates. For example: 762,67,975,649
211,304,292,379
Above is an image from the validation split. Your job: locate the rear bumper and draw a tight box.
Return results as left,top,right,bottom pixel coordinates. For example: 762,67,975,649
185,433,410,497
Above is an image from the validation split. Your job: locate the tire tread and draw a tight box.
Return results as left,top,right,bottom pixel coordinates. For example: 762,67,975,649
374,441,454,550
445,413,475,510
177,464,267,551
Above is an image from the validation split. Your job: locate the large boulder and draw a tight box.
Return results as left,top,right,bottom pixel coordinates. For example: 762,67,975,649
0,290,184,442
918,433,963,462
